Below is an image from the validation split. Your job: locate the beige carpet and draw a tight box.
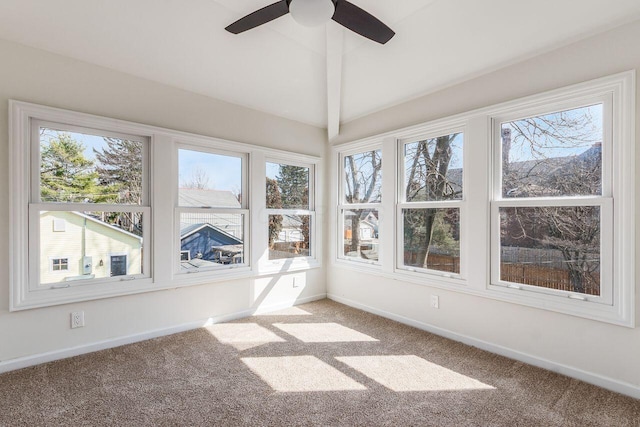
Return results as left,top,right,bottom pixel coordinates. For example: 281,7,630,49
1,299,638,426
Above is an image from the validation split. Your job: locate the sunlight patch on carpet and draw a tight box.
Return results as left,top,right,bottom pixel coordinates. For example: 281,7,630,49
205,323,286,351
255,307,313,316
336,355,495,392
242,356,367,392
273,323,378,343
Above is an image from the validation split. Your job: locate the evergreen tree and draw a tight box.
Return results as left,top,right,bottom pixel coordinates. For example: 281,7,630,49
94,137,144,234
276,165,309,209
40,133,100,202
94,138,143,205
276,165,310,250
266,177,283,247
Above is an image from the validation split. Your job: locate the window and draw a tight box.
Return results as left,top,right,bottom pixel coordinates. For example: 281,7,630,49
266,161,314,260
398,132,464,276
11,101,321,310
338,148,382,263
333,72,634,326
491,103,612,303
34,123,149,289
177,147,248,273
51,258,68,272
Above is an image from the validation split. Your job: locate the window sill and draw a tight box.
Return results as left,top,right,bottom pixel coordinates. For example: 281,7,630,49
257,257,321,275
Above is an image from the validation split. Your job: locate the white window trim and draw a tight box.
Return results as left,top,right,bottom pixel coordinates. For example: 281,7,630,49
260,155,320,274
336,142,384,267
174,142,250,277
396,125,467,281
49,256,70,273
331,71,635,327
9,101,322,310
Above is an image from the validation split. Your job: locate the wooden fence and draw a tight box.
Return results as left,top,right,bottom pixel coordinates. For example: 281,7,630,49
406,252,600,296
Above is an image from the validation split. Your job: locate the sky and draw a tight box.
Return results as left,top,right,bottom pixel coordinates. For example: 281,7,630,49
504,103,603,162
178,149,242,194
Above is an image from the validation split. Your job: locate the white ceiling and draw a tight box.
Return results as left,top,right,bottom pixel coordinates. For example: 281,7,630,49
1,0,639,134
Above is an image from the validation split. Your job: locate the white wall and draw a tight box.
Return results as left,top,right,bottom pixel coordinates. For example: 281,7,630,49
0,38,327,366
329,20,640,397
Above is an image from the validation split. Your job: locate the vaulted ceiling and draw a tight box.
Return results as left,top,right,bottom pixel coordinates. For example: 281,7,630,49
1,0,639,139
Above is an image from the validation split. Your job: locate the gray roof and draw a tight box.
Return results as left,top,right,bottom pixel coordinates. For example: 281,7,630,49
179,188,241,208
179,222,243,244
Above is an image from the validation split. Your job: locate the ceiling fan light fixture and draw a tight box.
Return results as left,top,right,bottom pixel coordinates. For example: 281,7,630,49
289,0,335,27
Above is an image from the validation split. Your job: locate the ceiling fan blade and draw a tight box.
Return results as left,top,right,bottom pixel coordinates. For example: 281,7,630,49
225,1,290,34
332,0,395,44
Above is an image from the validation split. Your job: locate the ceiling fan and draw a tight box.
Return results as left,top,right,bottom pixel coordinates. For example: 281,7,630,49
225,0,395,45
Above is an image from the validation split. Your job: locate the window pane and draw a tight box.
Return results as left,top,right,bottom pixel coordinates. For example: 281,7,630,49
404,133,463,202
268,214,311,259
342,209,379,261
39,211,144,285
178,149,242,208
266,163,310,209
344,150,382,204
179,212,245,269
499,206,600,295
40,128,143,204
501,104,603,198
402,208,460,273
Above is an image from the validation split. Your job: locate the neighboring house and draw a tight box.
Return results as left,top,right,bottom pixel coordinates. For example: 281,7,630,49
180,222,244,268
344,211,378,241
178,189,245,268
274,214,305,243
40,211,142,284
179,188,243,239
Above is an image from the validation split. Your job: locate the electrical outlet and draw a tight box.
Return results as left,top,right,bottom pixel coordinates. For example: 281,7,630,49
430,295,440,309
71,311,85,329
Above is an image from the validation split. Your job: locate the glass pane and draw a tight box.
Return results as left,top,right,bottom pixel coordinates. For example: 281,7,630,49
39,211,144,285
404,133,463,202
268,214,311,259
179,212,245,269
402,208,460,273
178,149,242,208
501,104,603,198
499,206,600,295
266,162,310,209
344,150,382,204
40,127,143,204
342,209,379,261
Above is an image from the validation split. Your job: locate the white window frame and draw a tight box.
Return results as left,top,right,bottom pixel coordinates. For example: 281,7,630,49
10,101,322,311
487,75,634,325
262,157,317,270
174,142,250,278
331,71,634,326
396,124,467,281
337,142,384,267
10,103,153,309
49,257,69,273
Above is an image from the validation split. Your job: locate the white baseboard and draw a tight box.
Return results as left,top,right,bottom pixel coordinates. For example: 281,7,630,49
0,293,326,375
327,293,640,400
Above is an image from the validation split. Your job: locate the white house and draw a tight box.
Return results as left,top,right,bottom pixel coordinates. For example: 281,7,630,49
39,211,142,284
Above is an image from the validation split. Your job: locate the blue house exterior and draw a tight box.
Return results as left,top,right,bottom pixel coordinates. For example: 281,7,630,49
180,223,243,265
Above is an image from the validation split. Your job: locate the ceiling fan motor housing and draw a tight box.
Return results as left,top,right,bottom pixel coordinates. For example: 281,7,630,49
289,0,336,27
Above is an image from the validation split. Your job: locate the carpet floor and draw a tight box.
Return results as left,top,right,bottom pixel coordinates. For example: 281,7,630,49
1,299,638,426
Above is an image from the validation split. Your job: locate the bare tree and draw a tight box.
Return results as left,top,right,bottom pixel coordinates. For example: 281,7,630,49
182,166,211,190
500,105,603,294
403,134,460,268
344,151,381,256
